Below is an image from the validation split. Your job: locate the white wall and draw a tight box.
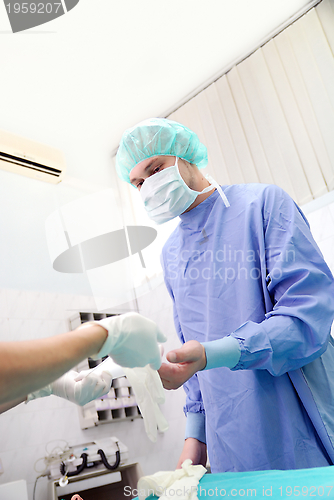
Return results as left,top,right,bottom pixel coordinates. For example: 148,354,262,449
0,159,118,296
302,193,334,275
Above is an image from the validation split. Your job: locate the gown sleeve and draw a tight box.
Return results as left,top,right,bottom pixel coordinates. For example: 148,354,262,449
161,253,206,443
231,185,334,377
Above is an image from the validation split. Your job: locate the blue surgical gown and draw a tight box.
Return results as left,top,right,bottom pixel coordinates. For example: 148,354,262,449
160,183,334,473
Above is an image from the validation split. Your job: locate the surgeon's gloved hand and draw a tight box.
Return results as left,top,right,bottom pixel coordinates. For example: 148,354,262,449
26,367,112,406
84,312,166,370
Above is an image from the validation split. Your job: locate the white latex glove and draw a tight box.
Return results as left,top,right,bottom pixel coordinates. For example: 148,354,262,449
137,459,207,500
123,365,169,442
86,357,126,380
95,357,168,442
81,312,166,369
26,367,112,406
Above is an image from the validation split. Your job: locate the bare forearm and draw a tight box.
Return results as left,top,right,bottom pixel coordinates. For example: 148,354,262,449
0,396,26,414
0,324,107,404
176,438,207,469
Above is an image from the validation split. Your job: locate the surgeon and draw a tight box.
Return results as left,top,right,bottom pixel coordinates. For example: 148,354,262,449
115,117,334,473
0,312,165,414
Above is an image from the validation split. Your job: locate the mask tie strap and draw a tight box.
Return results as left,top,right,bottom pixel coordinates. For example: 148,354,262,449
205,174,230,208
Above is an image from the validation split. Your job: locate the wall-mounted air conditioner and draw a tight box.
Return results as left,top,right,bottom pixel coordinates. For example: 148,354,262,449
0,129,66,184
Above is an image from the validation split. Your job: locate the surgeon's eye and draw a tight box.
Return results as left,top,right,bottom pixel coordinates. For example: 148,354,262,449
136,180,144,189
152,164,163,174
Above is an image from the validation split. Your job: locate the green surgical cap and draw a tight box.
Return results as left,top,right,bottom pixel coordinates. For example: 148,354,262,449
115,117,208,184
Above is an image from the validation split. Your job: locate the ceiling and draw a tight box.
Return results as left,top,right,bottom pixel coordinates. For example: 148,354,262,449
0,0,315,183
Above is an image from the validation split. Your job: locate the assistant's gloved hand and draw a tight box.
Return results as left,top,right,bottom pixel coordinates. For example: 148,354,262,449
90,356,126,380
26,367,112,406
83,312,166,369
123,365,169,442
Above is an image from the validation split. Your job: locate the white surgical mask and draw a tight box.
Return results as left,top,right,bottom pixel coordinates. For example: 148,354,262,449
140,157,230,225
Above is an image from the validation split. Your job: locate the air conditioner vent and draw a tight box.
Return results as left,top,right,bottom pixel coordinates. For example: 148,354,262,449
0,130,65,183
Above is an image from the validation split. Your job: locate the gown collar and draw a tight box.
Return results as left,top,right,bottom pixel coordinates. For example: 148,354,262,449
179,188,221,230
